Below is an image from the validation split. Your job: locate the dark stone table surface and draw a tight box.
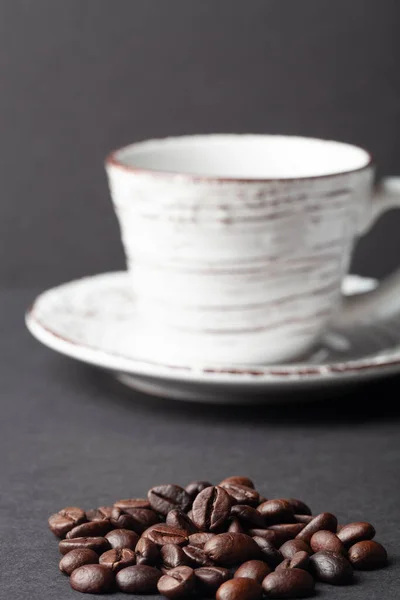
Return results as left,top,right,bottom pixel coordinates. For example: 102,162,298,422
1,289,399,598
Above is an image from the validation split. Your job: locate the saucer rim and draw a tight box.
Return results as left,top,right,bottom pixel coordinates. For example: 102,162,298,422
26,272,400,385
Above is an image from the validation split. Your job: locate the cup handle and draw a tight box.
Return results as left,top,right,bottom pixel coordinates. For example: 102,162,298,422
336,176,400,326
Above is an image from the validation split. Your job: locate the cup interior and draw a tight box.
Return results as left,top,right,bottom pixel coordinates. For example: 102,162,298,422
110,134,371,180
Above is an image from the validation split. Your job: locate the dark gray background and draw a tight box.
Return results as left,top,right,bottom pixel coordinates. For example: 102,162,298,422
1,0,400,288
1,2,399,598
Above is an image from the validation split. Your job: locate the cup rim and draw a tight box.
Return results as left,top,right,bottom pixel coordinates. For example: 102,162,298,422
105,133,373,183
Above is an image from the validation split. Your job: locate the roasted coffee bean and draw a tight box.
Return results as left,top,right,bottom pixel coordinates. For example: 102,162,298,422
87,507,113,522
70,564,114,594
185,481,213,499
231,505,265,528
188,532,215,547
114,498,151,510
192,486,232,532
295,514,314,524
100,548,136,572
248,529,282,547
257,500,295,525
166,509,198,534
252,537,283,567
182,544,214,567
105,529,139,550
157,565,195,599
219,483,259,507
286,499,312,516
116,564,162,593
296,512,338,543
219,476,255,489
148,484,191,516
161,544,188,570
135,537,160,566
142,524,188,546
110,507,138,531
48,507,86,538
204,533,260,566
48,483,391,597
262,568,315,598
121,508,159,533
290,551,310,570
66,520,111,539
59,536,110,555
217,577,262,600
59,548,99,575
195,566,230,595
280,539,312,559
112,506,158,533
348,540,387,570
228,518,246,534
310,530,346,555
275,559,291,571
234,560,271,583
309,550,353,584
337,522,376,547
269,523,305,542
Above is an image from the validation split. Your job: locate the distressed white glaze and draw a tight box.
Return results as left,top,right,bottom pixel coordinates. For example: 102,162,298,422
106,134,375,364
26,272,400,403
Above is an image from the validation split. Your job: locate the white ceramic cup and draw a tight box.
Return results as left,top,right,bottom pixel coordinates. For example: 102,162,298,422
106,134,400,365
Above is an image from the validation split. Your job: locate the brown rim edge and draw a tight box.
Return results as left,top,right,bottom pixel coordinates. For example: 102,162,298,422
105,134,374,184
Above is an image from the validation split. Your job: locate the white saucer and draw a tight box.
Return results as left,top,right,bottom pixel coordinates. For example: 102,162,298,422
26,272,400,402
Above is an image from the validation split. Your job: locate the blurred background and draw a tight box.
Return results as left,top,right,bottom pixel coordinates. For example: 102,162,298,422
1,0,399,289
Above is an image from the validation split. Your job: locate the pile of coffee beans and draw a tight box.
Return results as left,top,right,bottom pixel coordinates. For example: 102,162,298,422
49,476,388,597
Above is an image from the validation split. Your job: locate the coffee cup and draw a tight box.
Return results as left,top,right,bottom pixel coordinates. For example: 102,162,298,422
106,134,400,364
